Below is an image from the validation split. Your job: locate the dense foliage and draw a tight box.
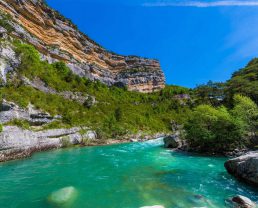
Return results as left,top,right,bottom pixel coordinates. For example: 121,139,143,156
226,58,258,105
185,95,258,153
193,81,225,106
0,38,257,152
1,41,192,139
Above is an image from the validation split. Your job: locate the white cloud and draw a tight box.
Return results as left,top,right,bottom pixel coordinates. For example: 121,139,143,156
143,1,258,7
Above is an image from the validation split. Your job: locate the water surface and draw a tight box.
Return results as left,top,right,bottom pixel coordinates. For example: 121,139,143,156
0,139,257,208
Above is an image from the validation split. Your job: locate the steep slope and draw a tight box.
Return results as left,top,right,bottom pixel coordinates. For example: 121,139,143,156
226,58,258,104
0,0,165,92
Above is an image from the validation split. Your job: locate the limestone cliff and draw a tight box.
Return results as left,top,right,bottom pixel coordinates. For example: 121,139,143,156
0,0,165,92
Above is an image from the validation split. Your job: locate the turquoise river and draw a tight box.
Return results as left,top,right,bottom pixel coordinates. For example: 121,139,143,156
0,139,257,208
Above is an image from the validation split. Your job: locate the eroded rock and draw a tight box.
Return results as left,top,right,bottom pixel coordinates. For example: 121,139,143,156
0,41,20,83
225,152,258,186
0,126,96,162
163,134,182,149
0,0,165,93
0,100,57,125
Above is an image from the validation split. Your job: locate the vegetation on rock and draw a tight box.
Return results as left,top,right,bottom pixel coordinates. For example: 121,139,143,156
0,37,257,152
185,95,258,153
1,41,191,139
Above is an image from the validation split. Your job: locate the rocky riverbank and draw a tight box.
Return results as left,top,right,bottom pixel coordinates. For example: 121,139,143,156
163,134,258,189
0,125,168,163
225,151,258,187
0,125,96,162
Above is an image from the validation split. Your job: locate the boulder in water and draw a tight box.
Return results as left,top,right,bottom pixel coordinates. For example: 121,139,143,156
226,195,256,208
163,135,181,148
224,152,258,186
140,206,165,208
48,186,78,205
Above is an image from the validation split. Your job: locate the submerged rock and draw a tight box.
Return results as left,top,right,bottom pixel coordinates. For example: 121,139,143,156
140,206,165,208
48,186,78,205
224,152,258,186
226,195,256,208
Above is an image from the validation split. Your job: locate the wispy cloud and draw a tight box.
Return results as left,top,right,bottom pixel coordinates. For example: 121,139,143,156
143,1,258,7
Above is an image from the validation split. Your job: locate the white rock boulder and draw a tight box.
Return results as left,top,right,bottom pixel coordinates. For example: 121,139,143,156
48,186,78,205
225,152,258,186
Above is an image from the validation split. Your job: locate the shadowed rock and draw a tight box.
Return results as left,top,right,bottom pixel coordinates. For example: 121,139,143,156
225,152,258,186
163,135,182,149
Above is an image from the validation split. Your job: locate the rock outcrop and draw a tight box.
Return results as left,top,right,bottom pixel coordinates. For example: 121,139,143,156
0,0,165,93
226,195,256,208
0,125,97,162
225,152,258,186
0,36,20,82
0,99,59,125
163,134,182,148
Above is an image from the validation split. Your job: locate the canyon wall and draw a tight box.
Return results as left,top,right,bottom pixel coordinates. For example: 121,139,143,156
0,0,165,92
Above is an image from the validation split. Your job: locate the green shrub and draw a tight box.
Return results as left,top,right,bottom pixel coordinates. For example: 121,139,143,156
6,119,31,129
185,105,244,152
226,58,258,105
0,12,14,33
231,94,258,135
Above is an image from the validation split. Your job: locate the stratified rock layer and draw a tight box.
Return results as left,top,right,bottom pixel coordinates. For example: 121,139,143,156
0,126,97,162
0,0,165,93
225,152,258,186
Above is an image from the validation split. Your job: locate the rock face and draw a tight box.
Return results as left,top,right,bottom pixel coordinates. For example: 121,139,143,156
227,195,256,208
0,0,165,93
0,38,20,82
0,126,97,162
224,152,258,186
0,99,58,125
163,135,182,148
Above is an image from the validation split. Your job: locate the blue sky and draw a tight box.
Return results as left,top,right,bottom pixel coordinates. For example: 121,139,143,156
46,0,258,88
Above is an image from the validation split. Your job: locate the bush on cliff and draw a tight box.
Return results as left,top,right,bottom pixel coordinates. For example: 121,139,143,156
13,40,87,92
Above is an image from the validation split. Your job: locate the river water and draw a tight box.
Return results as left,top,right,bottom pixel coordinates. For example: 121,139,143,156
0,138,257,208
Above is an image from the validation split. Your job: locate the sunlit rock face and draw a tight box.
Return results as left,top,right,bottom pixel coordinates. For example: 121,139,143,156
0,0,165,93
225,152,258,186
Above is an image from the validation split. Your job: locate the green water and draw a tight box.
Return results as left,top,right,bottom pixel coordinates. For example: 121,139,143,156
0,139,257,208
